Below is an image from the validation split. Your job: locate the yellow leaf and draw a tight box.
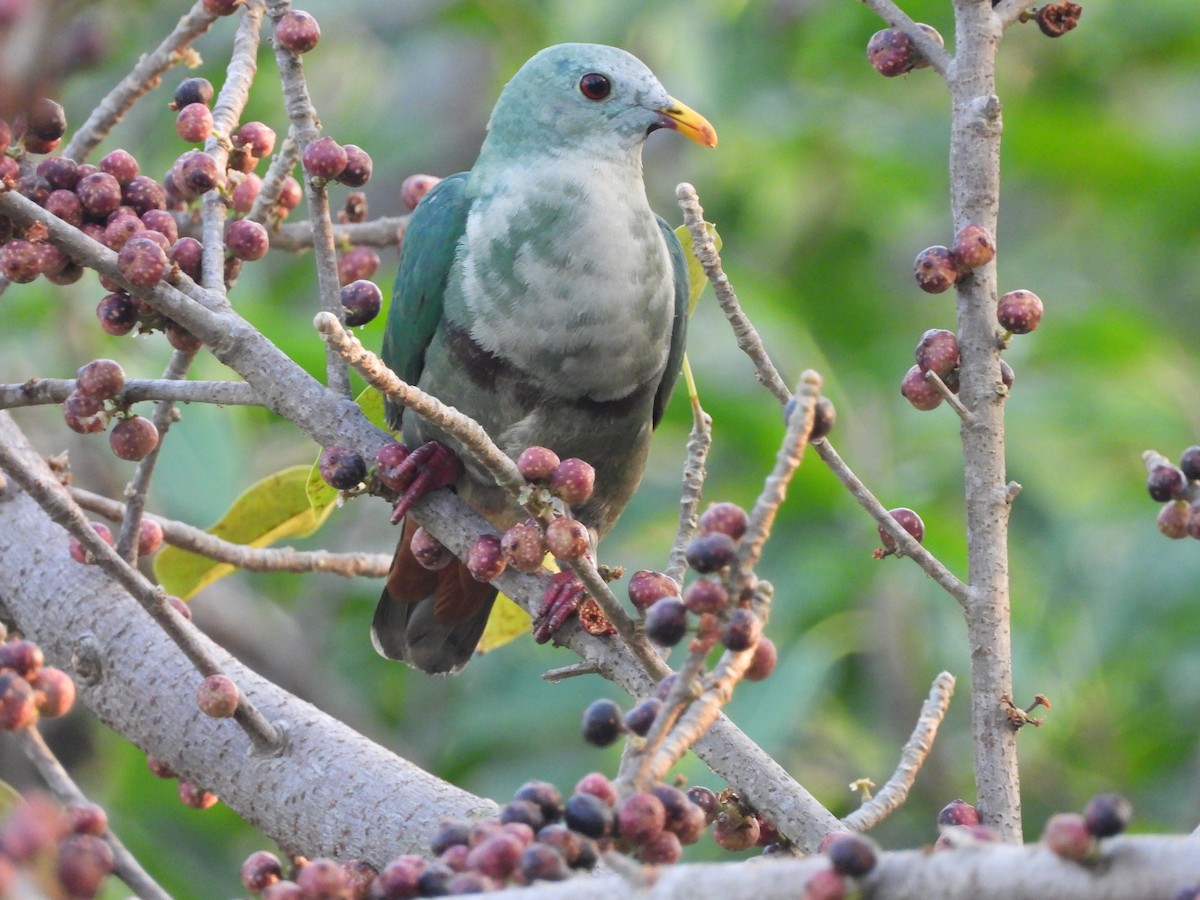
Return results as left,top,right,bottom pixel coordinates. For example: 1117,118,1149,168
476,554,560,654
675,221,722,315
154,465,336,600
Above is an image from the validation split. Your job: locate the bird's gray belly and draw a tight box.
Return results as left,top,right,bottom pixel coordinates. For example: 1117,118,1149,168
405,321,655,535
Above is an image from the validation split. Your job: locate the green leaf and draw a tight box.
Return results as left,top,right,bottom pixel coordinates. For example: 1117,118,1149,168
154,465,336,600
675,221,722,315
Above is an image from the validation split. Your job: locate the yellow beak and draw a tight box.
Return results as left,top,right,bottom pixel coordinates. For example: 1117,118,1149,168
657,97,718,148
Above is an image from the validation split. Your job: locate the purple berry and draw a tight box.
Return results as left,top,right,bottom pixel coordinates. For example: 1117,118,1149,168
644,596,688,647
500,521,546,573
698,501,748,540
580,698,624,747
1147,464,1187,502
867,28,915,77
0,239,42,283
564,791,615,838
302,136,346,180
275,9,321,53
937,799,981,829
544,517,589,560
617,792,666,845
109,415,160,461
76,358,125,399
226,218,269,261
337,144,373,187
952,224,995,270
549,457,595,506
825,832,879,877
914,245,959,293
517,445,560,482
1083,793,1132,838
721,607,762,652
95,291,138,335
878,507,925,553
1041,812,1094,861
627,570,679,612
915,328,959,378
624,697,663,737
336,245,379,285
466,533,506,581
997,289,1043,334
234,121,276,158
319,445,366,489
340,278,382,326
683,578,727,615
744,636,778,681
685,531,737,573
401,174,440,210
1180,446,1200,482
98,148,138,185
901,364,943,411
173,77,213,109
117,235,169,287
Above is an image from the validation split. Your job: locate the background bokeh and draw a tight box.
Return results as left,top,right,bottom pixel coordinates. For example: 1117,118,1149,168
2,1,1199,895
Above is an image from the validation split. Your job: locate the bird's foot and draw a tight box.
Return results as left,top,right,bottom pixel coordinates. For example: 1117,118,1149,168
385,441,462,524
533,570,589,643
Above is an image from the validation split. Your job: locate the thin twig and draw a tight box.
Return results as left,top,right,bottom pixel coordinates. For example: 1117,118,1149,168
62,0,219,163
266,0,350,396
0,441,282,755
925,369,973,422
813,437,971,608
268,215,407,252
732,369,821,596
993,0,1038,29
676,183,791,404
858,0,954,79
841,671,957,832
0,377,260,409
17,727,172,900
114,349,195,562
71,487,391,579
665,375,711,588
247,134,301,225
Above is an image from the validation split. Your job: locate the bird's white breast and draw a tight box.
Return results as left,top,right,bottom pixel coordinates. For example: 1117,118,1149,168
453,155,675,402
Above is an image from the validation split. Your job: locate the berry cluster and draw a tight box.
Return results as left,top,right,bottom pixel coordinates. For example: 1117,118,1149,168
1040,792,1131,862
627,502,776,677
64,357,166,466
0,64,384,336
0,629,76,730
1149,446,1200,540
0,793,114,898
901,222,1034,413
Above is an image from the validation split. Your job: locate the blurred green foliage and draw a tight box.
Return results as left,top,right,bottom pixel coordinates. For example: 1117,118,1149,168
2,0,1199,894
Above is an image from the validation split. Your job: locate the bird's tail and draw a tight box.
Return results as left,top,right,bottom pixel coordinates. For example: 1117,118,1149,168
371,517,497,674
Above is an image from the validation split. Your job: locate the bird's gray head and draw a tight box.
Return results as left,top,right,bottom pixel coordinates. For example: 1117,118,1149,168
479,43,716,162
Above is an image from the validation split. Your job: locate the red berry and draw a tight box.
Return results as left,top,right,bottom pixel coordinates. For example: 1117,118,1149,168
45,187,84,225
37,156,79,189
109,415,160,461
517,446,560,482
68,522,114,565
56,833,114,897
698,501,748,540
409,526,452,571
26,97,66,141
277,176,302,211
549,457,595,506
202,0,244,15
915,328,959,378
573,771,618,806
0,673,37,729
937,799,981,829
234,121,276,158
276,9,321,53
627,570,679,612
63,390,107,435
302,136,346,179
1041,812,1094,861
618,792,666,845
117,235,168,287
1036,0,1082,37
197,673,239,718
338,144,373,187
241,850,283,892
544,517,589,560
952,224,995,270
177,780,218,809
296,858,347,897
901,364,943,411
878,507,925,553
175,149,222,197
997,289,1043,334
140,209,178,243
336,245,379,285
230,173,262,212
122,175,167,214
466,534,506,581
103,213,143,251
166,320,204,353
803,868,848,900
169,237,204,282
226,218,269,261
500,522,546,573
64,802,107,837
401,173,440,210
0,239,42,283
744,636,778,681
374,442,412,490
683,578,727,615
721,607,762,652
98,148,138,185
175,102,213,143
1157,502,1190,540
867,28,915,77
914,245,959,293
75,358,125,400
518,842,570,882
31,667,75,717
0,639,43,677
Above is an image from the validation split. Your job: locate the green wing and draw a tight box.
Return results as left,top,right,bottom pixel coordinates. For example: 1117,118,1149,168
651,215,690,428
381,172,472,430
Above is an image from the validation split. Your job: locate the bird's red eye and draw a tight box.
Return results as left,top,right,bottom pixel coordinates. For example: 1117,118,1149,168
578,73,611,101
